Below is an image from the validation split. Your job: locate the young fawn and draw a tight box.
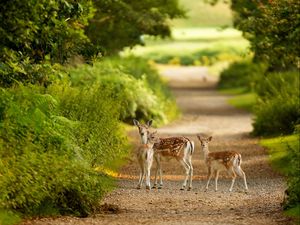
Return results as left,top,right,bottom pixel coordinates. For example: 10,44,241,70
134,119,194,190
197,135,248,192
136,131,159,190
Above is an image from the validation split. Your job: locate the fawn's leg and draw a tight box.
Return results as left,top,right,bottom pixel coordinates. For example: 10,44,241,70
180,159,191,190
214,170,220,191
205,167,213,191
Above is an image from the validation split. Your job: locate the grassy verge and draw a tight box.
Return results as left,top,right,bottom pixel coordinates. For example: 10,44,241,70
260,134,300,219
228,92,256,112
219,88,256,112
0,209,21,225
261,135,299,176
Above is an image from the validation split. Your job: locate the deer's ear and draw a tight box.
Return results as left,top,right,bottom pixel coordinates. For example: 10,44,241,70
196,134,202,141
208,136,212,142
147,120,153,127
133,119,140,126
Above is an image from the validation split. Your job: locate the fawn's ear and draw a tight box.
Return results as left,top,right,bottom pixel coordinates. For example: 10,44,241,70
196,134,202,141
133,119,140,126
208,136,212,142
147,120,153,127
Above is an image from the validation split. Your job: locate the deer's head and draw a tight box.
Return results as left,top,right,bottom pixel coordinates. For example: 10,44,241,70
133,119,153,144
197,135,212,150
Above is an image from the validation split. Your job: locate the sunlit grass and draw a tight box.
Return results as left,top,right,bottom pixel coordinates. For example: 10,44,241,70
219,88,256,112
260,134,299,176
228,92,256,112
0,209,21,225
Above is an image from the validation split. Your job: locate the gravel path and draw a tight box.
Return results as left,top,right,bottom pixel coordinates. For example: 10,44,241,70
22,66,293,225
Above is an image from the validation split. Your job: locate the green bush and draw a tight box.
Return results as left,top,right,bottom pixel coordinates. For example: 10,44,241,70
218,60,267,90
0,84,128,216
68,57,179,125
253,71,300,136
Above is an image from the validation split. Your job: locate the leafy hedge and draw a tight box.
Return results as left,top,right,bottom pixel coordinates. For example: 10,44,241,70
68,57,179,125
253,71,300,136
0,84,128,217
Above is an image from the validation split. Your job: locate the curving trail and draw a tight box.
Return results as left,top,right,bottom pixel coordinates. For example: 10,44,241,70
22,66,292,225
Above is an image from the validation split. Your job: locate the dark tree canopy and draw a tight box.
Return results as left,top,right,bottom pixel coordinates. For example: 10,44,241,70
0,0,185,86
85,0,185,55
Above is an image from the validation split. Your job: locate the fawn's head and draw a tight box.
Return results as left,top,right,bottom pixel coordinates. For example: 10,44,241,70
197,135,212,149
147,131,159,144
133,119,153,144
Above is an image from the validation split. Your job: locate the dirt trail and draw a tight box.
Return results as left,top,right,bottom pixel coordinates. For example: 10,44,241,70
23,66,292,225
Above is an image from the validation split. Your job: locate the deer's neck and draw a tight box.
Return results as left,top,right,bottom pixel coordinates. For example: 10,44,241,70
202,147,210,159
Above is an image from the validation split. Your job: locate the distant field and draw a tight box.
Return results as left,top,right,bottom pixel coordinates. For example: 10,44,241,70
123,27,250,67
130,28,248,55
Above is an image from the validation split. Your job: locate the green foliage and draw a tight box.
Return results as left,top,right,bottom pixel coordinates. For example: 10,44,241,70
261,132,300,213
218,60,267,90
253,71,300,136
0,0,94,64
0,49,65,87
85,0,185,54
231,0,300,70
0,85,128,216
68,57,179,125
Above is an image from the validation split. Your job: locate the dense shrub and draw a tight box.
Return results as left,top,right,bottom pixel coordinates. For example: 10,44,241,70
253,71,300,136
218,60,267,90
0,85,128,216
68,57,179,125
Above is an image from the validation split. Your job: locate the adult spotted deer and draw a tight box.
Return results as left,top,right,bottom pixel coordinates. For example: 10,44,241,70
133,119,194,190
197,135,248,192
136,131,159,190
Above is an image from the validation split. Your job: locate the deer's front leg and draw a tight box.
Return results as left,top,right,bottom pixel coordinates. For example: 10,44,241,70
229,168,237,192
153,154,163,189
205,167,213,191
137,165,145,189
214,170,220,192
